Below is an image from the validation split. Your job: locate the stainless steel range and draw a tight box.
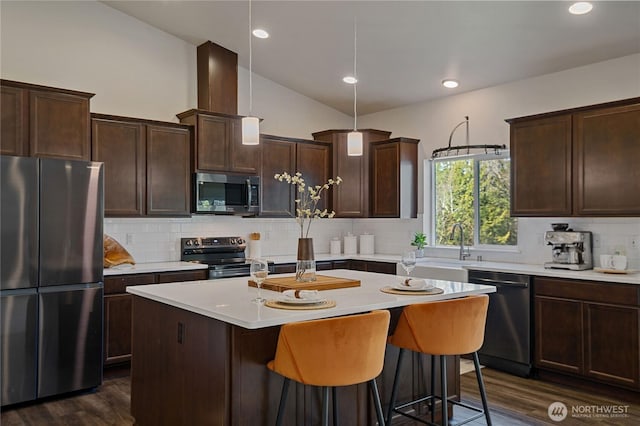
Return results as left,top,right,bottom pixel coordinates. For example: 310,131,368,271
181,237,273,279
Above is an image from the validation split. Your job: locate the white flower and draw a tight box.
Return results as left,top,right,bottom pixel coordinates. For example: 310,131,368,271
274,171,342,238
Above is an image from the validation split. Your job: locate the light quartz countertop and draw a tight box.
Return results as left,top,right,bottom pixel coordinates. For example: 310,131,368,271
103,261,208,276
126,269,495,329
104,255,639,285
268,254,639,285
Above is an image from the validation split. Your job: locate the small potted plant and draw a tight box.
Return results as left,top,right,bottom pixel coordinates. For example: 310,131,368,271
411,232,427,258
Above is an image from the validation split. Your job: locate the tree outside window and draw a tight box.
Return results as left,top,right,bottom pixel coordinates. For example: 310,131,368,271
432,154,517,247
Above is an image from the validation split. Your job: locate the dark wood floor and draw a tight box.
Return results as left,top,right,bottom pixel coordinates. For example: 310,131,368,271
1,367,638,425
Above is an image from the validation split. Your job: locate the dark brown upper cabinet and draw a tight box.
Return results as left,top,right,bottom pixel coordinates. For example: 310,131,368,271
509,115,573,216
573,102,640,216
1,79,93,160
312,129,391,217
197,41,238,115
92,114,192,217
370,137,419,218
177,109,259,175
259,134,331,217
507,97,640,217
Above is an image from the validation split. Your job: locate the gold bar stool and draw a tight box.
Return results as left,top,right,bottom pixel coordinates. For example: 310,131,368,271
267,310,390,426
386,295,491,426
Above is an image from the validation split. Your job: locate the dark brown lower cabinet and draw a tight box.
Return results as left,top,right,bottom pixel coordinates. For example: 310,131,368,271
273,260,393,275
350,260,396,275
534,277,640,391
103,269,208,366
130,297,459,426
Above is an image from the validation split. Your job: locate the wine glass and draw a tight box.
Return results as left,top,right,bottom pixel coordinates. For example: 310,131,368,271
400,251,416,282
250,259,269,304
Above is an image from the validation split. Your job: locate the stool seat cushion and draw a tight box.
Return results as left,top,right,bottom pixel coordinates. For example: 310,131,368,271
268,310,390,387
389,295,488,355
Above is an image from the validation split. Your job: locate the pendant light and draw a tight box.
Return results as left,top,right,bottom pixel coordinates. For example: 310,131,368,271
242,0,259,145
347,18,363,156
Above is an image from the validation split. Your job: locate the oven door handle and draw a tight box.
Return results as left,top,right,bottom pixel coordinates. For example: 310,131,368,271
245,179,252,209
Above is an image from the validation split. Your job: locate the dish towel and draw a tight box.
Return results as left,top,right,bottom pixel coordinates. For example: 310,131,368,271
282,289,320,300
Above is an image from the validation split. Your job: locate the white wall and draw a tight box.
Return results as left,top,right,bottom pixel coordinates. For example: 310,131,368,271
0,0,196,122
0,0,351,131
237,67,351,139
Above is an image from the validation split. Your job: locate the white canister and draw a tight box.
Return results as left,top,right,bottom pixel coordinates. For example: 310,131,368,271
359,234,375,255
344,234,357,255
248,240,262,259
330,238,341,255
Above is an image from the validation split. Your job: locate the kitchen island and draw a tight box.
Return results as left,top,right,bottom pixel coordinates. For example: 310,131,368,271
127,270,494,425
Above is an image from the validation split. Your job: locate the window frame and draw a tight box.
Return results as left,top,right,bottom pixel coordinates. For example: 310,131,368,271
429,150,516,249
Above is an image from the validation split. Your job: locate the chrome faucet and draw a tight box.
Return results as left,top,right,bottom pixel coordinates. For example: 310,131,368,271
450,223,471,260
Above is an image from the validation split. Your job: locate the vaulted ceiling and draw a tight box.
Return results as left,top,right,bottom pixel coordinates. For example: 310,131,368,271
103,1,640,115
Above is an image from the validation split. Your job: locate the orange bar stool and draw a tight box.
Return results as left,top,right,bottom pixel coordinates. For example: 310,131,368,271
386,295,491,426
267,310,390,426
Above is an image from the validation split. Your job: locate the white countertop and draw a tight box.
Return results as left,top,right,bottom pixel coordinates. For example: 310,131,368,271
104,255,639,285
453,260,640,285
104,261,208,276
126,269,495,329
268,253,639,285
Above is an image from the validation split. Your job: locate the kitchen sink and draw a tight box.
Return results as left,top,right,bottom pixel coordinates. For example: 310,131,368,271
402,258,478,282
416,258,478,268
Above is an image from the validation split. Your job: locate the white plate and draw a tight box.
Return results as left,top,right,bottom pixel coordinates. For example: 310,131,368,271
277,297,327,305
393,284,435,292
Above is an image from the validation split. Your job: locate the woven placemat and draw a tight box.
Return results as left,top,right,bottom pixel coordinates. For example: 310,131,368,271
380,286,444,296
264,299,337,310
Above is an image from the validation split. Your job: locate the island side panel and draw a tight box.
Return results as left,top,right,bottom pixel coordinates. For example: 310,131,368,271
131,296,231,425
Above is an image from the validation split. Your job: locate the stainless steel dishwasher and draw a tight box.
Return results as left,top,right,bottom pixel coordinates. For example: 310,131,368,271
468,269,532,377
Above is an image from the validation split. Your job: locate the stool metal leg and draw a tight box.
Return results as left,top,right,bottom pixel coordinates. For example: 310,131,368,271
385,348,406,425
275,378,290,426
473,352,492,426
440,355,448,426
332,387,339,426
430,355,436,424
322,386,330,426
369,379,385,426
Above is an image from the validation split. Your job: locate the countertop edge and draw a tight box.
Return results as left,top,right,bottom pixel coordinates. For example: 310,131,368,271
107,256,639,285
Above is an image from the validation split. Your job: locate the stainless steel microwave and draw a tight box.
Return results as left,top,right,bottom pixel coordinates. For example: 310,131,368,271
194,173,259,215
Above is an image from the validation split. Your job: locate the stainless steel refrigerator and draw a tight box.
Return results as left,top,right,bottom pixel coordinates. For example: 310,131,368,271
1,155,104,406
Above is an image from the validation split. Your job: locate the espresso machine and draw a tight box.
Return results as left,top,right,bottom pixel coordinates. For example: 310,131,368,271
544,226,593,270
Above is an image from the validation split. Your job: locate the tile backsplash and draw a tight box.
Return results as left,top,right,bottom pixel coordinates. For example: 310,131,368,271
105,215,639,269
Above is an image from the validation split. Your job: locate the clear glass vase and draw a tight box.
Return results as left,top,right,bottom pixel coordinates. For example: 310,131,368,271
296,238,316,282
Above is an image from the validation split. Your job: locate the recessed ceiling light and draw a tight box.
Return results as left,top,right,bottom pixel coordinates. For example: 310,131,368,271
568,2,593,15
343,76,358,84
252,29,269,39
442,79,459,89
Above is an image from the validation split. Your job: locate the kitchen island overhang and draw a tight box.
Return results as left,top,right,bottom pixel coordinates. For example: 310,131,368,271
127,270,495,425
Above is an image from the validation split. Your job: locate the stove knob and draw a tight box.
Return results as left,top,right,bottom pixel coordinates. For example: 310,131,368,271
194,240,200,246
185,240,192,246
237,238,245,245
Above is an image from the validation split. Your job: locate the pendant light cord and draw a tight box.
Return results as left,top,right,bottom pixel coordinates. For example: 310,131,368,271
353,17,358,131
248,0,253,115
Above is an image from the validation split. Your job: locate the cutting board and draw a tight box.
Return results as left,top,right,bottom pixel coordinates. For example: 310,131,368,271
248,274,360,292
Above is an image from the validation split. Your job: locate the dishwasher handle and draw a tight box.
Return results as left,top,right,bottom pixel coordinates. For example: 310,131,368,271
470,276,529,288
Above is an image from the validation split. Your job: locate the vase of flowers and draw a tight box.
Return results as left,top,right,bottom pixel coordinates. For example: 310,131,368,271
274,171,342,282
